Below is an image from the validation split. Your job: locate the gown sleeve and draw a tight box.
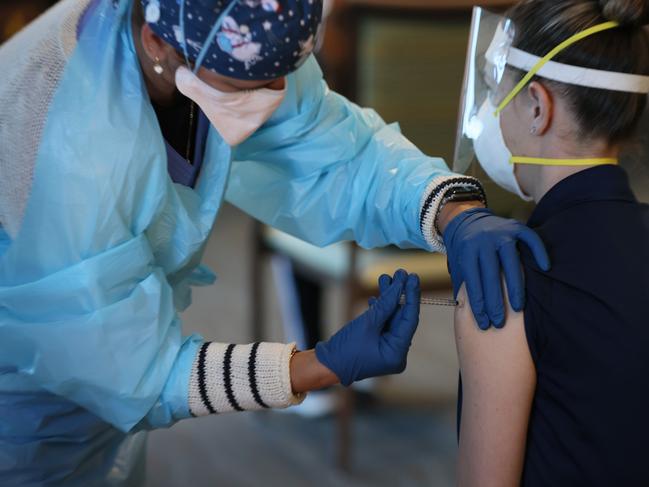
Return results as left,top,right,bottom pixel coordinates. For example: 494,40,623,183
0,228,199,432
226,55,484,252
0,227,303,433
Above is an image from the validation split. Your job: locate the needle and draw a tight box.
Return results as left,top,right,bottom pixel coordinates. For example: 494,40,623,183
399,295,458,307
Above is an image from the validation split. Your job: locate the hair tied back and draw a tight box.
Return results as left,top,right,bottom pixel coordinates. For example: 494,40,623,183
599,0,649,27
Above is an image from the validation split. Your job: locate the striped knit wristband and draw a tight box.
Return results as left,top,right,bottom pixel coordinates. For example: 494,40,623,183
188,342,305,416
419,175,486,253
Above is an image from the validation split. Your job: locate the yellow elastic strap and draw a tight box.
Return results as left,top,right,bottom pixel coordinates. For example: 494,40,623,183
495,21,620,115
510,157,619,166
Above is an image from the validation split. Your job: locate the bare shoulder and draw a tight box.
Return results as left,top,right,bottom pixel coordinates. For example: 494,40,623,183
454,283,527,358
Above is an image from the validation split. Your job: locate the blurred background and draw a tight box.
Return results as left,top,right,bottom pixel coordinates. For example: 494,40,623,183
2,1,647,486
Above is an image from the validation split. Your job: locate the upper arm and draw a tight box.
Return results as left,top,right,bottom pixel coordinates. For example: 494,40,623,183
454,283,536,487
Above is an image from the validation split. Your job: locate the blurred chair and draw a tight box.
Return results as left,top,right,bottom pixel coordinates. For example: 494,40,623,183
250,224,452,469
251,0,515,471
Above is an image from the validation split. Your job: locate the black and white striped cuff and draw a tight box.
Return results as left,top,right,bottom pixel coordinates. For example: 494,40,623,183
419,175,486,253
188,342,305,416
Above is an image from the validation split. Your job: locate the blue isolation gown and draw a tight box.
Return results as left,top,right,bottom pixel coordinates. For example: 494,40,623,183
0,0,457,484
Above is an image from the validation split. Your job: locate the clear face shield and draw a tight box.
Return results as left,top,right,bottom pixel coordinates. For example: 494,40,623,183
453,7,514,175
453,7,649,204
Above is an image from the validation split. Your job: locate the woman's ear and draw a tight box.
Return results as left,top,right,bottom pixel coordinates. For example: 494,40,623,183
138,23,185,86
140,23,170,64
526,81,554,136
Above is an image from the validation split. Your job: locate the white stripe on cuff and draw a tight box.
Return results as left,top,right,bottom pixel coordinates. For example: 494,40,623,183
188,342,305,417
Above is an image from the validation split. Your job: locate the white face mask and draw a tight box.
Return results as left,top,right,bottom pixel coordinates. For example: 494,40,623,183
473,99,532,201
175,66,287,146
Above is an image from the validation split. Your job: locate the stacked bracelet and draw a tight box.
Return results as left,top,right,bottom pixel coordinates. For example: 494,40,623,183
433,186,488,235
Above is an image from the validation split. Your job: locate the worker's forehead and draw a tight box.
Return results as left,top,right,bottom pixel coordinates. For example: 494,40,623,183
196,65,285,92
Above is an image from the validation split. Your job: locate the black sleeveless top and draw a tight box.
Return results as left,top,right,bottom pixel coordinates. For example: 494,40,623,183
457,165,649,485
518,165,649,485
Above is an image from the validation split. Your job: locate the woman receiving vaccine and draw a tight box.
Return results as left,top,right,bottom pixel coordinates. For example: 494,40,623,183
454,0,649,485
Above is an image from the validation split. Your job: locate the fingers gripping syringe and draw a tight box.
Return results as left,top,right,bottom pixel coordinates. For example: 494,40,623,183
399,296,458,307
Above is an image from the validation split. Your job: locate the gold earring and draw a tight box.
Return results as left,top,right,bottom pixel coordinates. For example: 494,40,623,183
153,57,164,75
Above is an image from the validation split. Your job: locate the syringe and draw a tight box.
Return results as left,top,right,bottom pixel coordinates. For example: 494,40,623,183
399,296,458,307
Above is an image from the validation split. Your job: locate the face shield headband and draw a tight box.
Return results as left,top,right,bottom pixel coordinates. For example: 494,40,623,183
495,21,649,116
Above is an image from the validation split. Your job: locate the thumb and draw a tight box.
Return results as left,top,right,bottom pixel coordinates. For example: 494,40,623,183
372,273,406,326
387,274,421,345
378,274,392,294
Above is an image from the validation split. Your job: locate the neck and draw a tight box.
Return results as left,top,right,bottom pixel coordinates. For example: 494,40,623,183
517,137,619,202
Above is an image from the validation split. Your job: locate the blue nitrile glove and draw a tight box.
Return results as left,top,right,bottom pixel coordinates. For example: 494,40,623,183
443,208,550,330
315,270,421,387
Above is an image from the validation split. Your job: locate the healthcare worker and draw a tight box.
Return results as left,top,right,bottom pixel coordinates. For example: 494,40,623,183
0,0,549,484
